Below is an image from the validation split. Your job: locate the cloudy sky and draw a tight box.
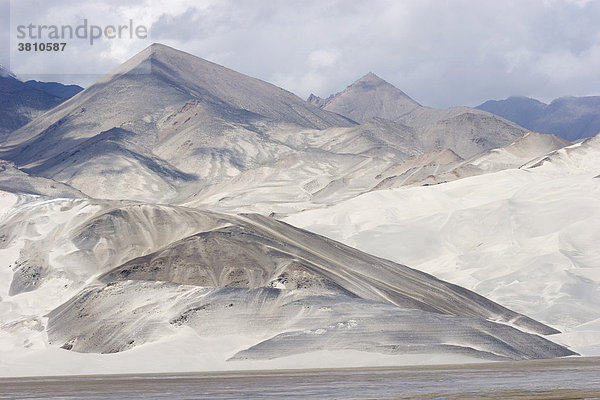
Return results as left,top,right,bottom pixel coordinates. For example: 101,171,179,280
2,0,600,108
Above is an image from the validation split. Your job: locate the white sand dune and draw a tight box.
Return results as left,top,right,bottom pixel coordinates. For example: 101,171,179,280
285,134,600,355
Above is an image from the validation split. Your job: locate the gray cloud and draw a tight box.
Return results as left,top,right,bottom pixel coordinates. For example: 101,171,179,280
3,0,600,108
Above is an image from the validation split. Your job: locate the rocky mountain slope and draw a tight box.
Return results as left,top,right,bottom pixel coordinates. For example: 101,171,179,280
373,131,571,189
0,44,356,203
311,73,527,158
308,72,421,122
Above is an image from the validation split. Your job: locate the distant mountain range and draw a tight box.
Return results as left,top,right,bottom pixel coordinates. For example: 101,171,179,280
476,95,600,141
24,80,83,100
0,67,83,136
0,72,61,137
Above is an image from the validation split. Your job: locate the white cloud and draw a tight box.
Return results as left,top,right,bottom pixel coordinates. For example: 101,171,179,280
307,49,340,69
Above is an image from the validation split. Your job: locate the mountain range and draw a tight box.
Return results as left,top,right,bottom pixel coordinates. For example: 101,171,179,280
24,80,83,100
1,45,533,206
0,67,83,138
0,71,61,138
477,95,600,141
0,43,597,376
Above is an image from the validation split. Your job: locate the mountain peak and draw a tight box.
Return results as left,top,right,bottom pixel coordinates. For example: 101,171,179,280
137,42,180,56
307,93,327,107
148,42,173,51
101,43,190,79
125,44,354,128
356,72,386,84
315,73,421,123
145,43,189,62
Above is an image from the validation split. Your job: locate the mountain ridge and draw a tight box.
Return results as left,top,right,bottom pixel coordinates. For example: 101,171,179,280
24,80,83,100
0,72,63,137
310,73,527,159
477,95,600,141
